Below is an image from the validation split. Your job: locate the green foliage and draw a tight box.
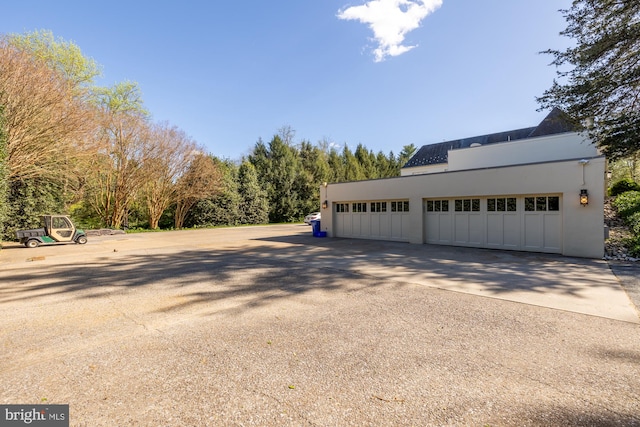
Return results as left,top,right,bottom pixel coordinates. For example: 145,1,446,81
611,190,640,257
92,81,148,116
237,161,269,224
355,143,377,179
629,211,640,236
612,191,640,218
609,178,640,196
627,236,640,257
68,201,105,230
327,149,345,182
155,204,175,230
248,135,300,223
342,145,365,181
398,144,417,169
608,155,640,184
247,133,405,224
269,135,302,222
2,178,66,241
185,159,240,227
9,29,102,88
538,1,640,159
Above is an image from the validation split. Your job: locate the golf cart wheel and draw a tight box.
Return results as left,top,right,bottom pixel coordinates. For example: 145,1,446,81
76,236,88,245
26,239,40,248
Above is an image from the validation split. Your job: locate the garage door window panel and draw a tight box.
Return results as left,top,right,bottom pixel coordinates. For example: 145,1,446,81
426,200,449,212
391,201,410,212
525,196,560,212
455,199,480,212
488,198,517,212
352,202,367,213
370,202,388,213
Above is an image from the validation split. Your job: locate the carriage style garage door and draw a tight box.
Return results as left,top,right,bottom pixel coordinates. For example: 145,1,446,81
424,196,562,253
334,201,411,242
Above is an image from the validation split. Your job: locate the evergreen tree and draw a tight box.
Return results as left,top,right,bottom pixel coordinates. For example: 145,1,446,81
248,129,406,221
297,141,331,214
375,151,391,178
248,135,301,223
237,161,269,224
386,151,399,177
398,144,417,170
3,178,65,241
299,141,330,185
327,148,345,182
343,145,365,181
269,135,301,222
355,143,377,179
538,0,640,159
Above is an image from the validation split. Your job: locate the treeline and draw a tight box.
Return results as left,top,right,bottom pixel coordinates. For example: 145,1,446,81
0,30,414,241
184,130,416,227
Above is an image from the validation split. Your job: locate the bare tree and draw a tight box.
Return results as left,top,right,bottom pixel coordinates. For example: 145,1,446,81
141,122,198,229
0,38,95,183
82,81,153,228
173,154,222,229
87,109,151,228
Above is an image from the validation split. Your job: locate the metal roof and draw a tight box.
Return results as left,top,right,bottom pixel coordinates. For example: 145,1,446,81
402,108,577,169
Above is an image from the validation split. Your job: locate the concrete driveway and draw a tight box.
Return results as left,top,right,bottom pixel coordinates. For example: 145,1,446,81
1,225,639,426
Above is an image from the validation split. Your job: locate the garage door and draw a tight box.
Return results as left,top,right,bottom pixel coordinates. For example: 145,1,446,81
334,201,411,242
424,196,562,253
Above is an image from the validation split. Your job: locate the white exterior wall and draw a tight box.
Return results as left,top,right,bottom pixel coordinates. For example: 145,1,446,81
319,156,605,258
448,132,598,171
401,132,599,176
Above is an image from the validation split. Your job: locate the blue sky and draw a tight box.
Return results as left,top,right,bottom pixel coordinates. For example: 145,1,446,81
2,1,572,161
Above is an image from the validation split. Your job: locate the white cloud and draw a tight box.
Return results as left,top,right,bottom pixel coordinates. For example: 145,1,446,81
337,0,443,62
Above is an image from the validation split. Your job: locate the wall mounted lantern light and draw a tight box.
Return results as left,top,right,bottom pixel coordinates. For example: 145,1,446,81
580,189,589,206
322,182,328,210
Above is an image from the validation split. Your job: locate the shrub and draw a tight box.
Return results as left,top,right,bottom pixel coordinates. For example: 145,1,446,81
612,191,640,257
627,236,640,258
629,211,640,236
609,178,640,196
612,191,640,218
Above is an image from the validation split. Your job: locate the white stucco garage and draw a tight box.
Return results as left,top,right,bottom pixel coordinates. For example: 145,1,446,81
318,109,606,258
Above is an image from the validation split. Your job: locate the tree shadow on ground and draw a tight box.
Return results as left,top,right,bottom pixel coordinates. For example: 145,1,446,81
253,234,622,298
0,244,389,315
0,231,631,317
499,406,640,427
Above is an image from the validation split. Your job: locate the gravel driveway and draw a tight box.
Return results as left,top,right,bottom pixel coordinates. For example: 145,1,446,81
1,225,639,426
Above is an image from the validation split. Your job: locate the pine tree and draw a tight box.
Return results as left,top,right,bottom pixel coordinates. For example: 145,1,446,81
327,148,345,183
237,161,269,224
538,0,640,159
343,145,365,182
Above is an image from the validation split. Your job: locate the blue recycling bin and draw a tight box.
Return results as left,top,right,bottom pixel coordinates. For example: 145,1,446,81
310,220,327,237
310,220,320,236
